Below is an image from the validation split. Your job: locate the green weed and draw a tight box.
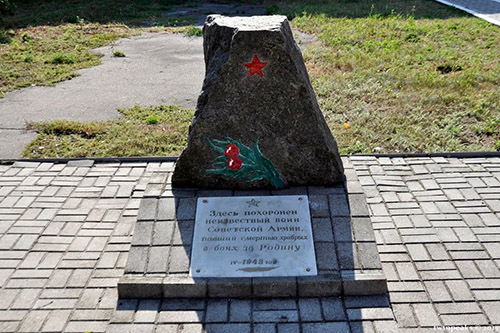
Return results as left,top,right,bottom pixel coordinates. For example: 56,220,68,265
113,49,125,57
51,51,76,64
67,15,84,24
0,24,134,98
146,115,158,124
265,4,280,15
185,26,202,37
23,51,33,62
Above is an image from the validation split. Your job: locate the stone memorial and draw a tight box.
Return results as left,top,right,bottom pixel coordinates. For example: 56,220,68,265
118,14,387,299
172,14,344,189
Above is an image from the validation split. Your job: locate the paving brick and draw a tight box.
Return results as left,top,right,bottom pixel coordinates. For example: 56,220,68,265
395,263,419,281
389,291,429,303
253,299,296,311
172,220,194,245
320,297,346,321
419,269,462,281
153,221,175,246
66,269,92,288
311,218,334,242
205,299,228,323
134,299,160,323
346,307,394,321
308,195,329,217
425,243,450,260
110,299,137,323
176,198,197,220
349,321,375,333
137,198,157,221
77,288,103,309
413,304,441,327
441,314,489,326
435,303,482,315
406,244,431,261
302,322,350,333
445,280,474,301
254,324,276,333
157,311,203,323
473,290,500,301
276,323,299,333
481,302,500,325
424,281,452,302
96,251,119,269
168,246,190,273
329,194,349,217
455,260,482,278
297,298,321,322
18,310,49,332
152,324,178,333
315,242,339,270
11,288,41,309
229,300,251,322
344,295,390,308
146,246,169,273
65,321,108,332
252,310,298,323
392,304,417,327
205,324,251,333
0,268,13,288
41,310,71,332
157,198,176,220
372,320,398,333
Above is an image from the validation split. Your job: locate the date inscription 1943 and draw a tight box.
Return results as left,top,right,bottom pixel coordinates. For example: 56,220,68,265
190,195,317,277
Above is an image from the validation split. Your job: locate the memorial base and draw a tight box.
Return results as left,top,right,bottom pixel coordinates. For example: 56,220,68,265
118,166,387,298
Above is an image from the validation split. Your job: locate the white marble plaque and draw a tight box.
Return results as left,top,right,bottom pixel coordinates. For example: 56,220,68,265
190,195,317,277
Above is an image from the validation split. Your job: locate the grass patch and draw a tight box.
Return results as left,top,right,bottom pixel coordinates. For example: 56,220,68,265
0,24,134,98
185,26,202,37
24,105,193,158
113,49,125,57
291,9,500,153
0,1,200,99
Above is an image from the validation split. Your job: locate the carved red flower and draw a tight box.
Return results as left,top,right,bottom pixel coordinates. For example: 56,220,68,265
227,156,242,170
224,143,239,157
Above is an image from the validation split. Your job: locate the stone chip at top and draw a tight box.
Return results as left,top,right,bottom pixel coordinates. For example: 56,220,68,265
172,15,344,189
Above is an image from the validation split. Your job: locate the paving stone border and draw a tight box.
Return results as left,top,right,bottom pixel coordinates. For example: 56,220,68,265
2,156,500,331
118,162,387,298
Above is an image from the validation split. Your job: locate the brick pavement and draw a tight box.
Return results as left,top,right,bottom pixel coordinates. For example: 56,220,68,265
435,0,500,26
0,156,499,332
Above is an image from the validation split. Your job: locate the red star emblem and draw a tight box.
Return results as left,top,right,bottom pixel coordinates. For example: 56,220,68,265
244,54,267,77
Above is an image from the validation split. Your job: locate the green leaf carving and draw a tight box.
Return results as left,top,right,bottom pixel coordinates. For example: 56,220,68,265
206,137,285,189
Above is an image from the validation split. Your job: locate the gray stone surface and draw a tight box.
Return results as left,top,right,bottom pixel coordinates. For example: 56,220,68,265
173,15,344,189
435,0,500,26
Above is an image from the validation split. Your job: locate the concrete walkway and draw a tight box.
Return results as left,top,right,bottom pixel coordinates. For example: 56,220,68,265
0,155,499,332
0,33,205,159
435,0,500,26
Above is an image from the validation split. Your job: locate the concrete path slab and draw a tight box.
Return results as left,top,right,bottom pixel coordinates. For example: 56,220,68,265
435,0,500,26
0,129,37,159
0,32,205,159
